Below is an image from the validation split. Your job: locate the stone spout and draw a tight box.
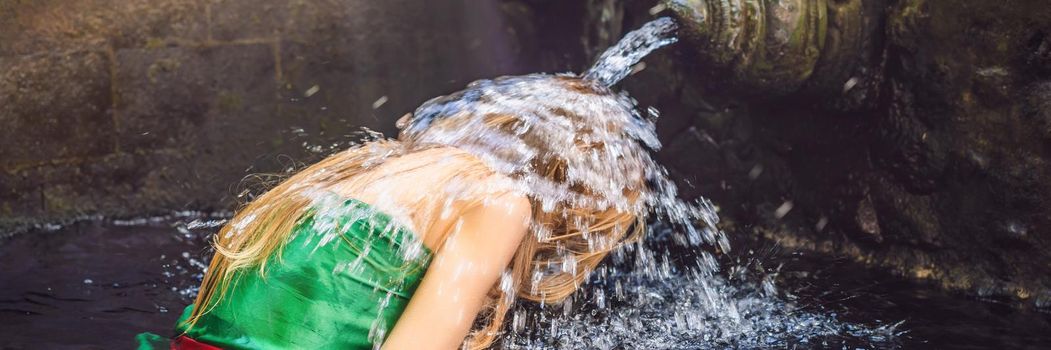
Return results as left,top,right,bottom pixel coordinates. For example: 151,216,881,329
665,0,883,98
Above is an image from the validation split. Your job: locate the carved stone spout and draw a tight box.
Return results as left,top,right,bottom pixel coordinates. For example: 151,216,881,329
666,0,883,98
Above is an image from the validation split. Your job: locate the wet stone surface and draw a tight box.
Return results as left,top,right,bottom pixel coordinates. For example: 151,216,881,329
620,0,1051,307
0,217,215,348
0,51,115,169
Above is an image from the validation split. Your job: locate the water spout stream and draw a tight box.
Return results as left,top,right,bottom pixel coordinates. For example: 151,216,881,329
583,17,678,87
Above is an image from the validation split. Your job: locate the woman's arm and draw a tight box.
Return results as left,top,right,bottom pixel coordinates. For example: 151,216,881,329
382,192,531,349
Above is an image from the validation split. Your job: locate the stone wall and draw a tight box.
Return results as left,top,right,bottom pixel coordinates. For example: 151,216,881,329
625,0,1051,306
8,0,1050,310
0,0,616,233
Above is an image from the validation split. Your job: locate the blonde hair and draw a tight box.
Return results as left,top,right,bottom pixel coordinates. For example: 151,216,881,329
414,113,647,348
187,78,649,349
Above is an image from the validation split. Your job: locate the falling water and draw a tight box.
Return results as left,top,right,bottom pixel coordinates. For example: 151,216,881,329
583,16,679,87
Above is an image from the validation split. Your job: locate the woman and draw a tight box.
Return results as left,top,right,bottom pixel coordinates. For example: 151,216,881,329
136,18,687,349
135,73,674,349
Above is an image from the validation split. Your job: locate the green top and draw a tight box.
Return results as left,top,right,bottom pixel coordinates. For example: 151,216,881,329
137,198,433,349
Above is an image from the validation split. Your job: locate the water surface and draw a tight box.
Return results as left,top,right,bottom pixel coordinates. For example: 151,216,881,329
2,216,1049,349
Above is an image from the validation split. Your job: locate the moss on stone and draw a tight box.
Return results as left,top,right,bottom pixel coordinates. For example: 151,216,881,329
216,90,244,113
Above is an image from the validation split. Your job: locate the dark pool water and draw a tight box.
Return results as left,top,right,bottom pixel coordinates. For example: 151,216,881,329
1,216,1050,349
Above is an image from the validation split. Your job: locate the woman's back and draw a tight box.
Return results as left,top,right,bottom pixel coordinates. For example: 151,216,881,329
171,198,431,349
137,146,521,349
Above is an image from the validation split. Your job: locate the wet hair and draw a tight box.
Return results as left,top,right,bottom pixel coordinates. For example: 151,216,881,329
400,74,655,348
186,74,657,349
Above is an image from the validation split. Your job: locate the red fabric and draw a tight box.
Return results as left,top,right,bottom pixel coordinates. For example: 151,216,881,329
171,335,222,350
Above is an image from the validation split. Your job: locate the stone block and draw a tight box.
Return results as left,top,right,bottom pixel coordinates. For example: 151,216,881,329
0,147,245,233
278,38,399,139
0,51,115,169
115,47,209,150
38,152,188,215
186,45,284,161
276,0,539,141
115,44,280,153
658,126,727,199
0,0,206,56
277,0,430,43
209,0,402,42
208,0,291,41
0,171,43,224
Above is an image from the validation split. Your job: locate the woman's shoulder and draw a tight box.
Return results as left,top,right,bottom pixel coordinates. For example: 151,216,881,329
366,145,531,244
469,191,532,224
412,146,525,197
446,189,532,252
455,170,532,242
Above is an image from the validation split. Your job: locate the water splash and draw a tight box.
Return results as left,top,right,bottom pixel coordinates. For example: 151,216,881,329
389,16,893,348
211,16,891,348
500,225,905,349
583,17,678,87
